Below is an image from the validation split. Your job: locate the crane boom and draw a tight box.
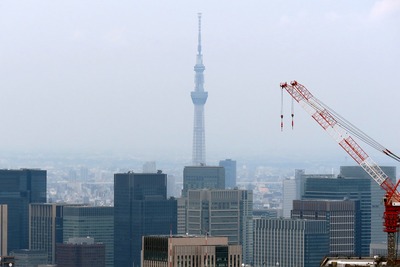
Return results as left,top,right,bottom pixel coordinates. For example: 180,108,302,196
281,80,400,266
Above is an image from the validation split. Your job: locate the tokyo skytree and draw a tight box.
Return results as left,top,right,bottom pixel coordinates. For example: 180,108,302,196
191,13,208,166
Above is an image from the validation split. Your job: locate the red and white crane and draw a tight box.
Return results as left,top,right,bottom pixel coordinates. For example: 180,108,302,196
280,80,400,266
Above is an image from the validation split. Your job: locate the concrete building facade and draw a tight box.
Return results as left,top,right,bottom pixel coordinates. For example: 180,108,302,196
142,235,241,267
186,189,253,264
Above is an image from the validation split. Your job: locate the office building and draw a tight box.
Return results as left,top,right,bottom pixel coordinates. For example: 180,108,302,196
340,166,396,245
186,189,253,264
0,169,46,252
114,171,177,267
29,203,82,264
56,237,105,267
142,235,242,267
10,249,47,267
63,206,114,267
282,169,304,218
291,199,361,256
302,166,395,257
253,218,329,267
191,13,208,166
219,159,237,189
182,166,225,197
0,205,7,256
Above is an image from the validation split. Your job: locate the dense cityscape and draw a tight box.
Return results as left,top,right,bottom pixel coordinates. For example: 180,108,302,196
1,1,399,267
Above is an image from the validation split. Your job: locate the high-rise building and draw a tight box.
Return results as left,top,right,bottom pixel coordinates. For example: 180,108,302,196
291,199,361,256
29,203,83,264
186,189,253,264
191,13,208,166
10,249,47,267
56,237,105,267
253,218,329,267
340,166,396,245
0,169,46,252
182,166,225,197
219,159,237,189
142,235,242,267
62,206,114,267
114,171,177,267
282,169,304,218
0,205,7,256
301,173,371,256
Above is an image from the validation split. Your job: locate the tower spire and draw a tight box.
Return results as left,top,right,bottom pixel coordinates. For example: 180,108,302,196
191,13,208,166
197,13,202,55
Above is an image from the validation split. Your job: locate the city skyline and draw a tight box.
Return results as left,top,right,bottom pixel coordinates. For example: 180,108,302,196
0,1,399,166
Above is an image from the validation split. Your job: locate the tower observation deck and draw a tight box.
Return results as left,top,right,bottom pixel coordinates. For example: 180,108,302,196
191,13,208,166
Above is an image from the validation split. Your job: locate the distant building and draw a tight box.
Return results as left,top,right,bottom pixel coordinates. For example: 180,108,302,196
114,171,177,267
186,189,253,264
0,169,46,252
219,159,237,189
340,166,396,245
142,235,242,267
29,203,83,264
142,161,157,173
56,237,105,267
282,169,304,218
301,166,397,255
253,218,329,267
0,204,7,256
62,206,114,267
10,249,47,267
182,166,225,197
291,199,361,256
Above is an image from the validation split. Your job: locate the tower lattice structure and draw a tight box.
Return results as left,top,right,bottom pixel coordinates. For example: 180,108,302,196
191,13,208,166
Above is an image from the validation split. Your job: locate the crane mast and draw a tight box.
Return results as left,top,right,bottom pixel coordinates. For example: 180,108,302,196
281,80,400,266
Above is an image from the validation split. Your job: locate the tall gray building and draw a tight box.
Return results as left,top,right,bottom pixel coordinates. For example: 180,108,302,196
253,218,329,267
186,189,253,264
62,206,114,267
191,13,208,166
219,159,237,189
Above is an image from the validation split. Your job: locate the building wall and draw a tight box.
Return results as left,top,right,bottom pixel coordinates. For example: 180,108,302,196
253,218,329,267
0,169,46,252
63,206,114,267
0,204,7,256
187,189,253,264
10,249,48,267
142,235,242,267
56,243,105,267
182,166,225,197
291,199,361,256
302,174,370,256
114,172,177,267
219,159,237,189
340,165,396,245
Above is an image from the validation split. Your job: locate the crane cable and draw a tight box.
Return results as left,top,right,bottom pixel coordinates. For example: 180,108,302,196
281,88,284,131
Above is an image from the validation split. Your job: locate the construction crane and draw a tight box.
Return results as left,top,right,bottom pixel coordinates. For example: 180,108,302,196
280,80,400,266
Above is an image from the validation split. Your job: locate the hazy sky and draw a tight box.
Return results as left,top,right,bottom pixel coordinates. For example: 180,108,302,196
0,1,399,165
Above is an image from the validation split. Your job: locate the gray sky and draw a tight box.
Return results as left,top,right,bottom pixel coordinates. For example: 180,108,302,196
0,1,399,164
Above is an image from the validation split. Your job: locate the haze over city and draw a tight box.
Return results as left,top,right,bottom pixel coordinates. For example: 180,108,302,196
0,0,399,168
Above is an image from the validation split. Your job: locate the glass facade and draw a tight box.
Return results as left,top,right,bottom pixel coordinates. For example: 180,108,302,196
114,172,177,267
0,169,46,252
182,166,225,197
63,206,114,267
